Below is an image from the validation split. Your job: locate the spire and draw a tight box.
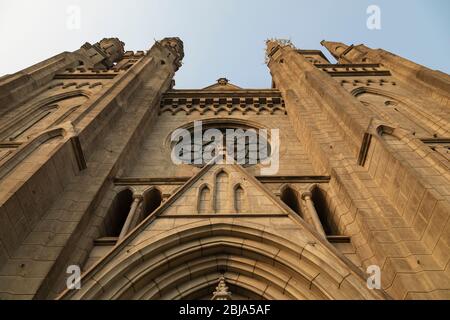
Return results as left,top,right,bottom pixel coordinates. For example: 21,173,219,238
97,38,125,64
78,37,126,69
265,39,295,63
159,37,184,71
211,276,232,300
266,39,281,57
320,40,350,60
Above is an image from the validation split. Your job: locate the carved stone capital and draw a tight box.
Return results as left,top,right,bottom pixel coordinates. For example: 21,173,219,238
301,191,312,200
132,193,144,201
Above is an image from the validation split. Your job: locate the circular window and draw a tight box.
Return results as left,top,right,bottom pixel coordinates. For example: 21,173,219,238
171,124,272,167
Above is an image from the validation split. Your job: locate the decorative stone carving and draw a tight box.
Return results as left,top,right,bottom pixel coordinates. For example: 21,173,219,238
211,276,232,300
159,37,184,70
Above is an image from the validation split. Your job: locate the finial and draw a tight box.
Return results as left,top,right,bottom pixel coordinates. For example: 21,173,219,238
211,275,232,300
265,38,295,63
158,37,185,70
217,78,229,85
320,40,350,60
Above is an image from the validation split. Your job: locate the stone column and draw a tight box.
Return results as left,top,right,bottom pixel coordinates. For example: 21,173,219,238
0,38,126,113
301,192,326,238
0,37,185,300
119,194,143,240
266,40,370,161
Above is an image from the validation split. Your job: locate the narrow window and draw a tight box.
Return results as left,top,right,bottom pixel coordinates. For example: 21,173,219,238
103,189,133,238
234,185,245,213
141,188,162,220
214,171,229,212
198,186,211,213
311,188,336,235
281,186,301,217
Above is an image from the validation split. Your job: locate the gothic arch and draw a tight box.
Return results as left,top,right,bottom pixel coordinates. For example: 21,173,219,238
9,104,59,140
352,87,448,136
0,91,90,141
50,104,83,127
307,184,338,236
233,183,247,213
0,127,68,180
141,187,163,219
375,125,450,182
101,188,134,238
213,169,230,213
60,221,386,300
280,184,302,218
197,183,212,213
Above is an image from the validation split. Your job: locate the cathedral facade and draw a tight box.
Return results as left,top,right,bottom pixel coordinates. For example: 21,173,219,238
0,37,449,300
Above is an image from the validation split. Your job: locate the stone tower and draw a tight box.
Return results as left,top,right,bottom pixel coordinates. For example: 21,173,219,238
0,37,448,300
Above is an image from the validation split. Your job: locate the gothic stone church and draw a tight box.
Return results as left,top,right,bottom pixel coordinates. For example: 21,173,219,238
0,37,449,300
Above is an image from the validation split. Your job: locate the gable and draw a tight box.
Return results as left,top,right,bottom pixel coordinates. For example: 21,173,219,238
58,158,388,300
161,163,286,216
202,78,243,91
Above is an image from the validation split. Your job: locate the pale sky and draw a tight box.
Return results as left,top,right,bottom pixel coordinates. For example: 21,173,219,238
0,0,449,88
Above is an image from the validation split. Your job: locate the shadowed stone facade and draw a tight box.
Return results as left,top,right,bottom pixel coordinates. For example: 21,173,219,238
0,37,449,300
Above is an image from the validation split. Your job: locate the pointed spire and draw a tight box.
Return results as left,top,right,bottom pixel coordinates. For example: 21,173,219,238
212,276,232,300
265,39,295,63
320,40,350,60
266,39,281,56
158,37,184,70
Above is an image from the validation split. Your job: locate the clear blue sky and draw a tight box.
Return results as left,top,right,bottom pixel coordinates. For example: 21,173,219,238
0,0,449,88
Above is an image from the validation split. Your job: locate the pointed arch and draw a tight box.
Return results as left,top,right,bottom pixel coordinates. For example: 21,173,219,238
9,104,59,140
233,184,247,213
60,221,387,300
0,127,67,180
352,87,448,137
0,91,89,141
308,185,338,236
102,189,134,238
50,105,82,126
280,184,302,218
214,170,229,213
140,187,163,220
197,184,212,214
375,125,450,182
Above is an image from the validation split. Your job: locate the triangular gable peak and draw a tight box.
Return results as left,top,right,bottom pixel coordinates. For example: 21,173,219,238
161,162,287,216
202,78,243,91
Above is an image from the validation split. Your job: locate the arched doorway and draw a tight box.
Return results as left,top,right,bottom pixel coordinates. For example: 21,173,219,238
61,221,387,300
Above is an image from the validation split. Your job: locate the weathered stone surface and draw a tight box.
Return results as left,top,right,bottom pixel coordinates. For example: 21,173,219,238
0,37,448,300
